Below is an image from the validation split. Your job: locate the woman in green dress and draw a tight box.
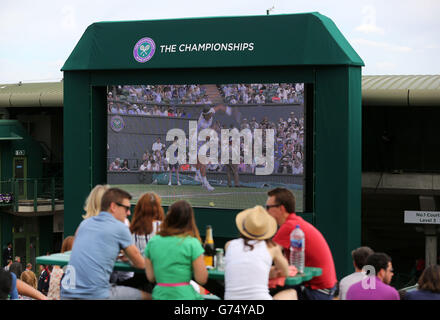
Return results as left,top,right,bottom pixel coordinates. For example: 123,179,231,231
144,200,208,300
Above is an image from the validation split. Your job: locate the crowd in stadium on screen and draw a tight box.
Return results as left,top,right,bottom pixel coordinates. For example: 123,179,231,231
219,83,304,105
107,83,304,116
108,111,304,175
108,84,212,108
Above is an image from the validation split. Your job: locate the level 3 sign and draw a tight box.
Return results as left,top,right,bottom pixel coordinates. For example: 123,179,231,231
404,211,440,224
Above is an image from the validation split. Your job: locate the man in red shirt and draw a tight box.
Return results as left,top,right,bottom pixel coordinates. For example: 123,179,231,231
266,188,337,300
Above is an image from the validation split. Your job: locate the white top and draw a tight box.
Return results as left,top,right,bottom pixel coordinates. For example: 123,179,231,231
132,220,161,256
152,142,163,152
224,238,272,300
338,271,366,300
197,107,215,131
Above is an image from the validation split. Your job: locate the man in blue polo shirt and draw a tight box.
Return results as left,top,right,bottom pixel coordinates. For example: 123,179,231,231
61,188,150,300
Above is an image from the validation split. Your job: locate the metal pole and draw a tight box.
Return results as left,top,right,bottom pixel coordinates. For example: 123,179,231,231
51,177,55,211
425,225,437,267
34,179,38,212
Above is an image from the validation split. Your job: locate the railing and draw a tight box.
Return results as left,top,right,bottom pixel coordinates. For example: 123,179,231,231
0,177,63,212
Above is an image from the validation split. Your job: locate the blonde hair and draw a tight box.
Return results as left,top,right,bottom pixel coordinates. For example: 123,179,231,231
82,184,110,219
20,270,37,289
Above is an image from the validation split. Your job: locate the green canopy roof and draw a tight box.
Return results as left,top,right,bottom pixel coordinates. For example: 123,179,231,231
62,12,364,71
0,120,24,140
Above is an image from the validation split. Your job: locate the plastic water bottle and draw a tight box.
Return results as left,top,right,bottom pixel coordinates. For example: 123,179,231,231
289,224,305,273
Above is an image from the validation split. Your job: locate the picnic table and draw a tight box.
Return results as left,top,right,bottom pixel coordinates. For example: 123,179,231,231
208,267,322,286
36,252,322,286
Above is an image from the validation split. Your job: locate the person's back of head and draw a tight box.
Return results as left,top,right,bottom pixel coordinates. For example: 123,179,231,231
61,236,75,253
365,252,391,276
159,200,201,242
418,265,440,293
267,187,296,213
0,270,12,300
20,270,37,289
352,246,374,270
130,192,164,235
100,188,132,213
9,262,23,279
83,184,110,219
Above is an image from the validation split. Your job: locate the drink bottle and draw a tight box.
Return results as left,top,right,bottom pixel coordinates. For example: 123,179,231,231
215,248,225,271
289,224,305,273
203,225,215,267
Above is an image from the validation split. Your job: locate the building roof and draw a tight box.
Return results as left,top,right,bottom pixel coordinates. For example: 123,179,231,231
0,81,63,107
362,75,440,106
62,13,364,71
1,75,439,107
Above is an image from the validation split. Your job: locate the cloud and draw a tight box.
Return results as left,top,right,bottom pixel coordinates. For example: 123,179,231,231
425,44,440,50
355,23,385,35
352,38,412,53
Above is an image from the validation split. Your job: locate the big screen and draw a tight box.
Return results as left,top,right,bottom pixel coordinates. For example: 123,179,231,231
107,83,306,211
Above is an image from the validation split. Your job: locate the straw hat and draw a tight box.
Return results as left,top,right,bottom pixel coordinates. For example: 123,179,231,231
236,205,277,240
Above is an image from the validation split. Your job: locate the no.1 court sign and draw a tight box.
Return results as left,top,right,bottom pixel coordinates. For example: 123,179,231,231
404,211,440,224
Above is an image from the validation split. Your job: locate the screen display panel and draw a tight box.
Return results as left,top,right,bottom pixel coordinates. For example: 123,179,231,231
107,83,306,211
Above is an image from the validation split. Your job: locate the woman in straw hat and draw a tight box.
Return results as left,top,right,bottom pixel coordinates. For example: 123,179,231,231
224,205,297,300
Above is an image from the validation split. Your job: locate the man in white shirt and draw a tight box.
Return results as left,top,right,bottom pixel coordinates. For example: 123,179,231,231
152,138,163,153
338,246,374,300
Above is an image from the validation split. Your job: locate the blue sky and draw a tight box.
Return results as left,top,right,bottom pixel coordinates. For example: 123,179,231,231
0,0,439,83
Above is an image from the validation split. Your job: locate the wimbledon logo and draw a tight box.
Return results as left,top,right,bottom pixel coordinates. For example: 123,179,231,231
133,37,156,63
110,115,125,132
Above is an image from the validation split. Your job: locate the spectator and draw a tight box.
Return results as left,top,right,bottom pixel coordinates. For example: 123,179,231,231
152,138,163,153
346,252,399,300
26,263,32,271
151,160,160,172
9,261,23,279
60,188,150,300
47,236,75,300
0,269,12,300
139,160,151,171
19,270,38,300
3,260,12,271
404,265,440,300
142,151,150,162
167,136,182,186
266,188,337,300
224,205,297,300
82,184,110,220
37,264,52,295
116,192,165,293
145,200,208,300
109,158,122,171
225,137,241,188
20,270,37,289
120,159,129,171
2,243,12,267
338,246,374,300
292,159,303,175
